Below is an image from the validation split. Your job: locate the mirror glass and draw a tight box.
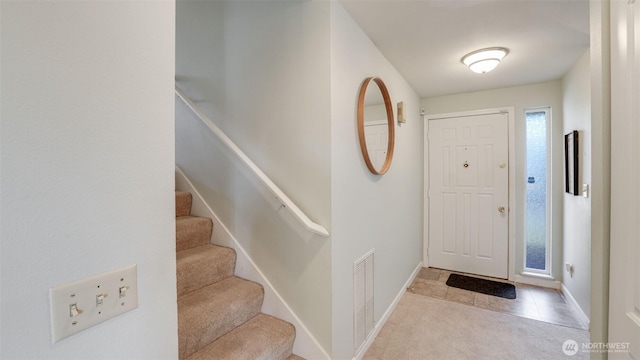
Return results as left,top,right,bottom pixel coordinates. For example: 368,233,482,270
357,77,395,175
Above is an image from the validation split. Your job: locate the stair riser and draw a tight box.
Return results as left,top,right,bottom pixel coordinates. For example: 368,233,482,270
177,245,236,297
176,217,212,251
176,191,192,217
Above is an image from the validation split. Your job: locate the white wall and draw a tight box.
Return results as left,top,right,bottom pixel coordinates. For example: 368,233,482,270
1,2,177,359
175,0,333,352
423,81,565,281
561,50,591,317
330,3,424,358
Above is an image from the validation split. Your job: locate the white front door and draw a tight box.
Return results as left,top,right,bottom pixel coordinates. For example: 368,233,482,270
609,1,640,358
364,120,389,170
428,112,509,279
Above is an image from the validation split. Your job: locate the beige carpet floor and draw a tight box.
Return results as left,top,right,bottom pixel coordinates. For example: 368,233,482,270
364,293,590,360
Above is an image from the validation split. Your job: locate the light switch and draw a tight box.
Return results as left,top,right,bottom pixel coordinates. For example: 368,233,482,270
49,265,138,343
69,303,81,317
96,294,106,306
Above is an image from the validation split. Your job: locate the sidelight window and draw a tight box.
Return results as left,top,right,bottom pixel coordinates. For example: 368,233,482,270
524,108,551,273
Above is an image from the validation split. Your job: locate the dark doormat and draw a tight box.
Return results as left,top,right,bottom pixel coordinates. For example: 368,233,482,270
446,273,516,299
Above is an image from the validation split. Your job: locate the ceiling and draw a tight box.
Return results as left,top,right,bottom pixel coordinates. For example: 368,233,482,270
340,0,591,98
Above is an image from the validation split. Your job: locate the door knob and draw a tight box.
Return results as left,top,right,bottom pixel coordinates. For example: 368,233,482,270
498,206,506,213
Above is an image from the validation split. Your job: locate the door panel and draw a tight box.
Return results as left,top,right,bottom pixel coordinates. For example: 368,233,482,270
610,1,640,358
477,194,494,259
364,121,388,170
428,113,509,279
456,146,477,186
441,193,457,254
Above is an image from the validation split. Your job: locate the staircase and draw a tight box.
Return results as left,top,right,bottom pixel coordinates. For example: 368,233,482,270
176,191,303,360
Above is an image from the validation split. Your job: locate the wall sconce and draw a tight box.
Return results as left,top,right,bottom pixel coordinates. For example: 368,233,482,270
397,101,406,124
461,47,509,74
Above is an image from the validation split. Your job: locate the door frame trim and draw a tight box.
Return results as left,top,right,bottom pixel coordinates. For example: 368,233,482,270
423,107,516,281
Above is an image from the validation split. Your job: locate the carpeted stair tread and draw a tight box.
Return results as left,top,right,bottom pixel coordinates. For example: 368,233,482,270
185,313,296,360
177,244,236,297
176,191,192,217
178,276,264,359
176,216,212,251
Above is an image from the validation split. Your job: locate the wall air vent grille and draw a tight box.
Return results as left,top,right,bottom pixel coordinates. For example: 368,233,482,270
354,249,374,355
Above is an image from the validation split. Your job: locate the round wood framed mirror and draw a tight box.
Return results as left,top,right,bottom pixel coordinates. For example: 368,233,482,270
357,77,395,175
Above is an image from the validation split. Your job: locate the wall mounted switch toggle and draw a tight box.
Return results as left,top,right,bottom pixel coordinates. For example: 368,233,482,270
119,286,128,298
96,293,107,306
69,303,82,317
49,264,138,343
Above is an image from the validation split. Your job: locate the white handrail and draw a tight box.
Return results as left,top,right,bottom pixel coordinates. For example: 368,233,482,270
175,85,329,237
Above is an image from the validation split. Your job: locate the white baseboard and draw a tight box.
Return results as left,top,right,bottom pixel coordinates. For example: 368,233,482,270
561,284,590,330
353,261,423,360
514,274,562,289
175,166,330,360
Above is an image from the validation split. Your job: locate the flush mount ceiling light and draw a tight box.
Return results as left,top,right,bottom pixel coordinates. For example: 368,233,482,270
461,47,509,74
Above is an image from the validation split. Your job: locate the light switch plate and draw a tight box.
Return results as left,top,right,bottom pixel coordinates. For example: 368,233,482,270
582,184,589,198
49,264,138,343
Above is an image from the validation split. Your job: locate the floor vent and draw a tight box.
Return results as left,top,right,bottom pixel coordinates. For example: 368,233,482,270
354,249,374,355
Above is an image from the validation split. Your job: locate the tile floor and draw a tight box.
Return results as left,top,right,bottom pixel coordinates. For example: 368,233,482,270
408,267,589,331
